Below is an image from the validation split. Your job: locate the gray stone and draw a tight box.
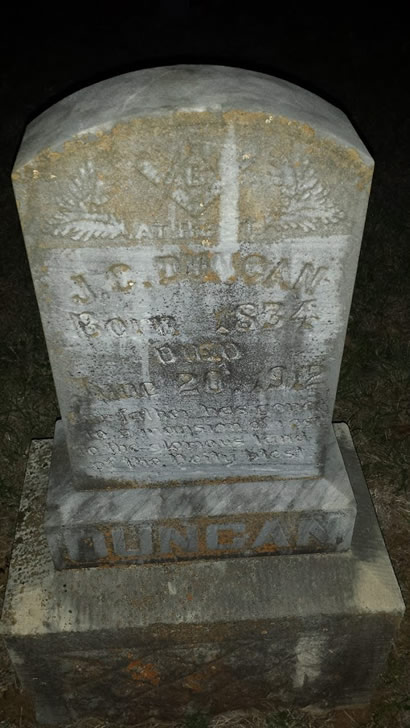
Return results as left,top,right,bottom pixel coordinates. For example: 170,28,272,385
1,425,404,723
12,66,373,567
46,420,355,567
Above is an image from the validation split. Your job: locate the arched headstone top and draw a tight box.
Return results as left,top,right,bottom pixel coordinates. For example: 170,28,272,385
15,65,373,169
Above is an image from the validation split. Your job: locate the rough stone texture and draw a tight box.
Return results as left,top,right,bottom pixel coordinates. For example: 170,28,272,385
12,66,373,564
46,420,356,567
0,425,404,723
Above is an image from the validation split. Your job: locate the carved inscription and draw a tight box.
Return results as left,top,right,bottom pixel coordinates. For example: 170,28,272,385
72,384,328,473
65,257,328,294
154,254,328,289
154,341,240,364
80,400,327,437
62,512,344,566
136,140,222,216
216,300,317,333
74,361,324,402
176,367,232,395
80,379,157,401
254,364,324,391
70,302,319,339
70,313,178,338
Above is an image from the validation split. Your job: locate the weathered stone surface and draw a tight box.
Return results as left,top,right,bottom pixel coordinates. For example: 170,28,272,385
46,420,355,567
1,425,404,723
12,66,373,564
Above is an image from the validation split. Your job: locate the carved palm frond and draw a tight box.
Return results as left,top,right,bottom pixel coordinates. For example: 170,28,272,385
51,160,124,241
270,158,344,233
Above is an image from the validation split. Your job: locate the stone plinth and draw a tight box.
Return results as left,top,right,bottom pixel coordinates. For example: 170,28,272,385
46,420,356,568
1,425,404,724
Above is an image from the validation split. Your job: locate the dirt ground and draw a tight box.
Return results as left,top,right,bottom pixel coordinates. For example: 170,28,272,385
0,8,409,728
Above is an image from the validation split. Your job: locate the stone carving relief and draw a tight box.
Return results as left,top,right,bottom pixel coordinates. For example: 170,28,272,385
135,140,222,216
48,149,344,243
51,161,125,241
265,157,345,233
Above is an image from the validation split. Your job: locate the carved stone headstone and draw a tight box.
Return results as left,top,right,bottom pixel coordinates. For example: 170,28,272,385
12,66,373,568
3,67,404,724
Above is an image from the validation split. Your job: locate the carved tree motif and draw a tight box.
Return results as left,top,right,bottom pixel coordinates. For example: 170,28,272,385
268,158,345,233
51,161,125,241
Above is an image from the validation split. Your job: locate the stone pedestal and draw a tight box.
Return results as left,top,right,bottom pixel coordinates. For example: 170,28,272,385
1,424,404,724
46,420,356,568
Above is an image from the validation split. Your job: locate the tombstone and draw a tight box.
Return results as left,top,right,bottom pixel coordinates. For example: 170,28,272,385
11,66,367,568
1,67,404,722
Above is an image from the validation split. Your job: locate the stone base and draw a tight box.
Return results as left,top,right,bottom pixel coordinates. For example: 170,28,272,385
0,425,404,724
45,421,357,569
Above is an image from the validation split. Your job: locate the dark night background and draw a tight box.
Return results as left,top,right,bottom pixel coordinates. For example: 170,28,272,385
0,5,409,727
